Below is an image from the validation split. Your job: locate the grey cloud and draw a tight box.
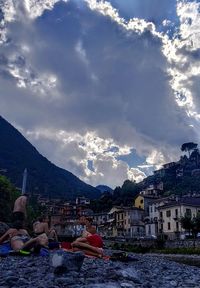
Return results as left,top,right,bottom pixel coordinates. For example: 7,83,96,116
0,0,198,186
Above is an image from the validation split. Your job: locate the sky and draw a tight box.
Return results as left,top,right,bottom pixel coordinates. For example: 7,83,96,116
0,0,200,188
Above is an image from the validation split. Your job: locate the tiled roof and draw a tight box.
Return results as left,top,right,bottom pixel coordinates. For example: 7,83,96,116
158,197,200,209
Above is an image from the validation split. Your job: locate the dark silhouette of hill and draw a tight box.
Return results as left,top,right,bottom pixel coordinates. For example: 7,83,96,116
96,185,113,193
0,116,100,200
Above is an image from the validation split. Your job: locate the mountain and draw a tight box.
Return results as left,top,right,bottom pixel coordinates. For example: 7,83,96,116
96,185,113,193
0,116,100,200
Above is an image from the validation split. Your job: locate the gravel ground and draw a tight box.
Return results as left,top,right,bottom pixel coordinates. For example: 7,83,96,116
1,253,200,288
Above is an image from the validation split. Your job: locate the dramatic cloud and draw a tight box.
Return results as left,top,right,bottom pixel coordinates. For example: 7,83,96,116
0,0,199,188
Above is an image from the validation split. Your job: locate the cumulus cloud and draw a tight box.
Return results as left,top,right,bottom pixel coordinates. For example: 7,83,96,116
0,0,199,188
162,1,200,137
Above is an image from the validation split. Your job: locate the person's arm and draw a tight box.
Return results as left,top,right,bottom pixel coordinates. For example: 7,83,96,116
22,229,30,237
0,230,10,244
44,223,49,235
74,237,88,243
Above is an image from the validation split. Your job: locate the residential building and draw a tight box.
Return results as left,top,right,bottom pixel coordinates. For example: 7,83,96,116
76,197,90,205
158,197,200,239
134,195,158,216
145,196,174,237
105,206,144,238
140,183,163,197
93,212,109,236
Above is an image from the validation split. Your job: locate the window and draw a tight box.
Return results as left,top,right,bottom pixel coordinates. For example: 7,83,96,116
176,222,179,230
186,209,191,217
175,209,178,217
140,199,143,204
160,211,163,218
168,222,171,230
166,210,171,217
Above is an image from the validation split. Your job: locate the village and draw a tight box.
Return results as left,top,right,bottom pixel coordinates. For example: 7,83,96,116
40,160,200,242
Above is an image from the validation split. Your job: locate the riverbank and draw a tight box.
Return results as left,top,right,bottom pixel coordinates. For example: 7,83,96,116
1,252,200,287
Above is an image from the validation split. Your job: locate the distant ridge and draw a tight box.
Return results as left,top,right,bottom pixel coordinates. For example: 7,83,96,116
0,116,100,200
96,185,113,193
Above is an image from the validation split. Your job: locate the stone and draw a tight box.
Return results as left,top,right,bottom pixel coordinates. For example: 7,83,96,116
117,268,141,284
50,250,85,274
55,277,75,286
120,282,135,288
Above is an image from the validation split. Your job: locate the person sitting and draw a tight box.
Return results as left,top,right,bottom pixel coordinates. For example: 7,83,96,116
78,216,96,237
0,220,48,252
72,216,103,257
33,216,58,242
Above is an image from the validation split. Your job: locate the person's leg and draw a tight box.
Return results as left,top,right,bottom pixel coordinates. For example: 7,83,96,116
49,229,58,242
10,239,24,251
23,233,48,250
72,241,103,256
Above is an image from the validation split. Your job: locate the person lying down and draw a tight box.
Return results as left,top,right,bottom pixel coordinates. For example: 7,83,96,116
0,221,48,252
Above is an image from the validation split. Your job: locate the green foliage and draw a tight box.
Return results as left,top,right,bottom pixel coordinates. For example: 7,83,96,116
0,175,20,222
181,142,198,157
180,213,200,238
0,174,45,228
180,214,193,234
113,180,141,206
90,192,113,212
90,180,141,212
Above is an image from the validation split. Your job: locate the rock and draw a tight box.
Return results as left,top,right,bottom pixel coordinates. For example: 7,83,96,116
5,275,19,284
55,276,75,286
18,278,30,286
87,284,120,288
50,250,85,274
120,283,134,288
170,280,178,286
1,252,200,287
117,268,141,284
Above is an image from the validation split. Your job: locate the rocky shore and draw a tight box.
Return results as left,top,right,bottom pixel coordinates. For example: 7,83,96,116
1,252,200,288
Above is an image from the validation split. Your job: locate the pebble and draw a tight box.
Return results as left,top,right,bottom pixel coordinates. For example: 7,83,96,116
0,253,200,287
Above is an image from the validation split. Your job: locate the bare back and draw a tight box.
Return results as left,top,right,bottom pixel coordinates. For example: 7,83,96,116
33,221,48,235
13,196,27,213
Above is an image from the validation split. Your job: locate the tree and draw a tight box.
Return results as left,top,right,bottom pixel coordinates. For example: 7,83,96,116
180,214,194,236
192,213,200,237
0,175,20,222
181,142,198,158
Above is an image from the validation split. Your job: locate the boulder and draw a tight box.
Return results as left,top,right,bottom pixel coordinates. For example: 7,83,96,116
50,250,85,274
0,222,9,236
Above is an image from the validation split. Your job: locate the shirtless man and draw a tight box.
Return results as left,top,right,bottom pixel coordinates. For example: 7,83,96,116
33,216,58,241
79,216,96,236
0,221,48,252
13,194,28,222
